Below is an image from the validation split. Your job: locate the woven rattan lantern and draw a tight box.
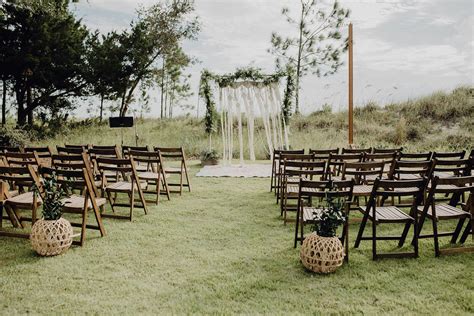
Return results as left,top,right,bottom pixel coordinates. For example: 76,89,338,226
30,218,73,256
300,233,344,274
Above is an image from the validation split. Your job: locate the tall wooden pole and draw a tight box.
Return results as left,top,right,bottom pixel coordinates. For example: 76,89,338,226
348,23,354,145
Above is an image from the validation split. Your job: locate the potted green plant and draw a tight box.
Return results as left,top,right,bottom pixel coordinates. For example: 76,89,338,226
30,173,73,256
300,193,346,273
200,149,220,166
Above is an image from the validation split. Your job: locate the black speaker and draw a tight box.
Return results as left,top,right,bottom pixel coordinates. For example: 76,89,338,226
109,117,134,128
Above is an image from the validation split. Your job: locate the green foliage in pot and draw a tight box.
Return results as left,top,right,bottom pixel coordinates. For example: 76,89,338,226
33,173,68,221
200,149,220,162
313,189,347,238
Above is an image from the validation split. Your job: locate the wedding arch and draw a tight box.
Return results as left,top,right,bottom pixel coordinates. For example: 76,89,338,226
200,67,294,166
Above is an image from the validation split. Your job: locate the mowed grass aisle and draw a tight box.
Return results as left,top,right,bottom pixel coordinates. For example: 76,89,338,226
1,162,473,314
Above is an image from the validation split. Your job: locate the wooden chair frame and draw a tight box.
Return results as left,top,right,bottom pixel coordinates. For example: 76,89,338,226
327,153,363,180
0,165,41,239
354,178,427,260
276,153,315,204
271,149,304,194
154,147,191,195
280,160,326,224
416,176,474,256
129,150,170,204
96,157,148,221
35,166,106,246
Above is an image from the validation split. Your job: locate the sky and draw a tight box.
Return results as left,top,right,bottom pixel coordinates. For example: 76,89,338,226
70,0,474,117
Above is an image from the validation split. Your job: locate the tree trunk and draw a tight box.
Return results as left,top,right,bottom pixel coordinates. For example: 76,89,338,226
164,77,168,119
1,80,6,126
294,3,305,115
99,93,104,122
27,86,33,126
160,57,166,119
15,86,26,127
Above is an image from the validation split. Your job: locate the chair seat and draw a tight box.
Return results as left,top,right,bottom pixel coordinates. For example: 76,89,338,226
138,172,170,181
433,171,456,178
5,192,42,207
353,184,373,196
287,185,322,194
165,167,182,173
106,181,147,192
360,206,413,223
62,195,107,211
135,165,149,172
8,190,19,198
417,203,469,220
303,207,324,223
397,174,422,180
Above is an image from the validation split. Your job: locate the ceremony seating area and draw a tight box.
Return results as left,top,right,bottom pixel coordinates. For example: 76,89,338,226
0,144,191,245
272,147,474,259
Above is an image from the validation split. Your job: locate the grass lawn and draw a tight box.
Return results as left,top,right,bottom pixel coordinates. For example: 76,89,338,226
1,161,473,314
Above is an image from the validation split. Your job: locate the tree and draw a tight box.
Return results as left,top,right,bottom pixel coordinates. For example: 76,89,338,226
157,46,194,118
115,0,199,117
0,0,89,126
85,31,124,122
269,0,350,114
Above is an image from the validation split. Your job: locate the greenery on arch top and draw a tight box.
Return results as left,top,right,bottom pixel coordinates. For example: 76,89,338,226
199,66,295,136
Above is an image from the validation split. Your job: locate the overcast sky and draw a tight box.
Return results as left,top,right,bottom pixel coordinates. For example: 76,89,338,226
71,0,473,117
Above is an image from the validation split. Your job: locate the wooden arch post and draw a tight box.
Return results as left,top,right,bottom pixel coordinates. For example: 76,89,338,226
348,22,354,146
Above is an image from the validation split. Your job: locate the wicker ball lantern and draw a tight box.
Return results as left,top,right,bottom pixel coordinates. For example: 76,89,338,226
30,218,73,256
300,233,345,274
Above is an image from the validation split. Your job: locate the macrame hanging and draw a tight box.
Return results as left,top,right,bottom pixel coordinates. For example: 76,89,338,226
218,81,287,166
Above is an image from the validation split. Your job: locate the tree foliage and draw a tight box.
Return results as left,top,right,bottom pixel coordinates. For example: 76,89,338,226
0,0,89,125
269,0,350,113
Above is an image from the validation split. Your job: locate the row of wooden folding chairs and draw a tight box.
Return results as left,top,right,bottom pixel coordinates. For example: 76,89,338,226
292,175,473,261
271,148,471,195
0,144,192,196
279,154,473,224
0,151,173,245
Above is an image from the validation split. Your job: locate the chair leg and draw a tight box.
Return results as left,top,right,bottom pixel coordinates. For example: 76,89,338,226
354,212,369,248
294,208,300,248
184,165,191,192
372,220,377,260
459,218,472,243
451,218,466,243
106,190,116,213
80,208,87,246
130,189,135,222
398,220,412,247
432,217,440,257
300,220,305,245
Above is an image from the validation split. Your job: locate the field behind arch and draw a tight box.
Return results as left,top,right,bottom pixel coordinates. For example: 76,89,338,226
34,86,473,157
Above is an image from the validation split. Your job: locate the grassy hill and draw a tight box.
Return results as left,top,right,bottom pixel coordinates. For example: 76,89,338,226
30,86,473,155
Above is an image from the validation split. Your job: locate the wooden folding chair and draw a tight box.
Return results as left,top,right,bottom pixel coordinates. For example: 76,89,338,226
398,152,432,162
129,150,170,204
96,157,148,221
280,160,326,224
354,178,427,260
431,158,471,179
276,153,315,204
36,166,106,246
271,149,305,194
0,165,42,238
154,147,191,195
363,152,397,179
123,146,151,172
341,161,384,210
24,146,53,167
432,151,466,160
342,147,372,154
294,179,354,261
57,146,86,155
416,176,474,256
308,148,339,161
65,144,90,150
327,153,363,181
3,151,40,169
372,147,403,154
388,160,433,181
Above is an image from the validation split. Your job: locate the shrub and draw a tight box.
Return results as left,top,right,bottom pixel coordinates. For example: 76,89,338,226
0,125,30,147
